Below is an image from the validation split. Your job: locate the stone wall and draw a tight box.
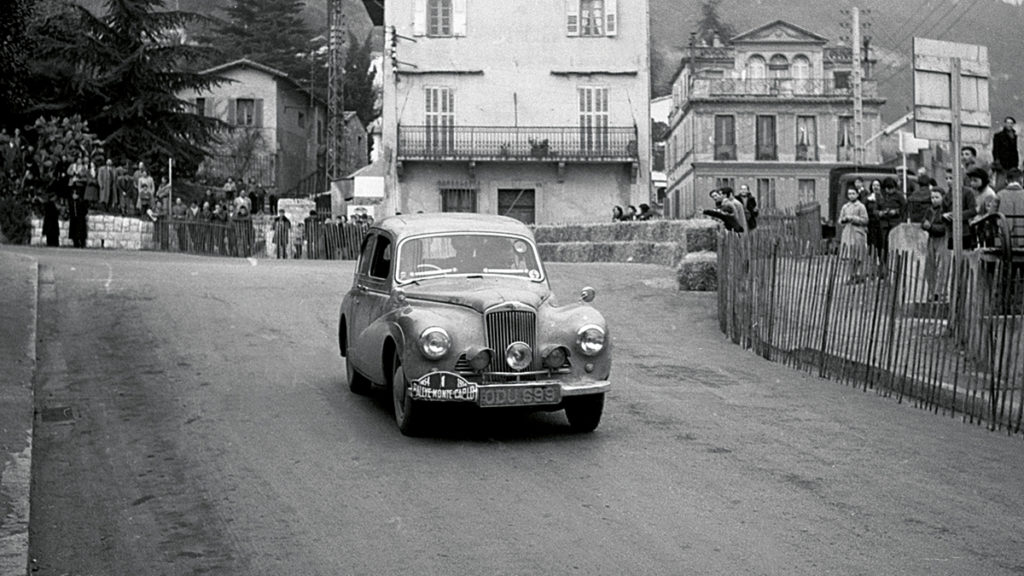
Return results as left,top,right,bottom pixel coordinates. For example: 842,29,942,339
30,215,156,250
29,215,277,255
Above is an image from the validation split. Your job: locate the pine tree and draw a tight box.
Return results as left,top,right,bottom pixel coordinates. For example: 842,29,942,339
26,0,222,170
211,0,312,79
0,0,35,123
344,31,379,128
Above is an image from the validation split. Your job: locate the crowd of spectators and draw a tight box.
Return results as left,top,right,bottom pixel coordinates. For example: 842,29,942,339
611,203,657,222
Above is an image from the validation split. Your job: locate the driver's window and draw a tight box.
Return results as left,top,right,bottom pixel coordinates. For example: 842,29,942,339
369,236,392,280
358,234,376,277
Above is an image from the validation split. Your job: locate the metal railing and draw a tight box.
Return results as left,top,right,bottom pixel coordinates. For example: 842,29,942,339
397,125,639,162
690,77,877,98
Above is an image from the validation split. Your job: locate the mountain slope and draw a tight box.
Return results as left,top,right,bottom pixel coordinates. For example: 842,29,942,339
650,0,1024,124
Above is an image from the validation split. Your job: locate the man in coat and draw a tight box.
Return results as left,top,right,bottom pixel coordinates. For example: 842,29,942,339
992,116,1019,181
96,158,115,213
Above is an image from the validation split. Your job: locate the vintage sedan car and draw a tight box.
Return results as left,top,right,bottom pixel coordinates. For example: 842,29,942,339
338,213,611,436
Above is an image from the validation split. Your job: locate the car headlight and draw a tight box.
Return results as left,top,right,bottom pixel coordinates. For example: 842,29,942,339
419,327,451,360
505,341,533,371
576,325,606,356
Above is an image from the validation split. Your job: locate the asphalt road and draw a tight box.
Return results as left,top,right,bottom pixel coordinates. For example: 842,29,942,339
13,247,1024,575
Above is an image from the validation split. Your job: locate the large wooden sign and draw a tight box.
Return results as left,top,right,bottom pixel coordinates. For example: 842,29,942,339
913,38,990,144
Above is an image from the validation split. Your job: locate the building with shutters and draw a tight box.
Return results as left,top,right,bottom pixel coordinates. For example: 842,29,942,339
371,0,651,224
663,20,886,220
178,58,368,195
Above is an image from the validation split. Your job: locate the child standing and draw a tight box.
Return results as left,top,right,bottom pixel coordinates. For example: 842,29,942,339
922,189,949,301
839,187,869,283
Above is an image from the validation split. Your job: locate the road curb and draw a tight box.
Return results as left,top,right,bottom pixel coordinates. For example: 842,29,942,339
0,250,38,576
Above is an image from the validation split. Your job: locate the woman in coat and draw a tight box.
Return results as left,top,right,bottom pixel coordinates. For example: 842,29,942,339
68,189,89,248
42,194,61,247
839,187,869,283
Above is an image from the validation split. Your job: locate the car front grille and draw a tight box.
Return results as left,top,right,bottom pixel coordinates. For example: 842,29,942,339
485,309,538,373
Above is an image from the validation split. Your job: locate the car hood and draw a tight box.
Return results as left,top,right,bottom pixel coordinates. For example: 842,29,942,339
402,276,550,312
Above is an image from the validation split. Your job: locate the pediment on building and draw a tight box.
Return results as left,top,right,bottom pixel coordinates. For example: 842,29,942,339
730,20,829,44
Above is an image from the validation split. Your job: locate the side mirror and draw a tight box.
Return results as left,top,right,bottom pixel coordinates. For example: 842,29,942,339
579,286,596,303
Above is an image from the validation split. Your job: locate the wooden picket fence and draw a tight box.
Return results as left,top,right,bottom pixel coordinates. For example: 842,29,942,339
718,229,1024,435
145,218,366,260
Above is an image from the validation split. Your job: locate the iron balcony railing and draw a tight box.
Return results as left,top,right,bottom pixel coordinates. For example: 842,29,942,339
690,77,878,99
397,125,639,162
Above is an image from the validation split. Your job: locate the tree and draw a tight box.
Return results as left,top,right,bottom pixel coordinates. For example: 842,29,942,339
695,0,735,46
208,0,312,80
25,0,223,172
344,31,380,128
0,0,35,123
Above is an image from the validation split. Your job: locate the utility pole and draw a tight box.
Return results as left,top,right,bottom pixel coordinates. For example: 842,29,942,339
852,7,864,166
327,0,346,186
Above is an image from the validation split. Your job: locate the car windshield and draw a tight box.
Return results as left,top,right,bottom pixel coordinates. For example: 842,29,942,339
396,233,543,283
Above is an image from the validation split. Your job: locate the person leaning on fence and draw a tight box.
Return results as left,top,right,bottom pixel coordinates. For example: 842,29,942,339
273,209,291,259
922,188,950,301
703,189,741,232
720,187,747,233
612,205,625,221
839,187,869,284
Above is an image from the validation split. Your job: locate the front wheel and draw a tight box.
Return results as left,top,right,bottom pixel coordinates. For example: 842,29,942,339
391,354,425,436
564,393,604,433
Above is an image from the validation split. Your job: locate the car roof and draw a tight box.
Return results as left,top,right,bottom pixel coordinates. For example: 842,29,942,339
372,213,536,240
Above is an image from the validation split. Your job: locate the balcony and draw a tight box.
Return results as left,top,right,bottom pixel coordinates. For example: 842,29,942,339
397,125,639,163
690,77,878,99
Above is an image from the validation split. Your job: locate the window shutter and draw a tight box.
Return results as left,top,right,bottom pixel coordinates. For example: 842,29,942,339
204,98,213,117
413,0,427,36
227,98,236,125
566,0,579,36
255,98,264,128
605,0,617,36
453,0,467,36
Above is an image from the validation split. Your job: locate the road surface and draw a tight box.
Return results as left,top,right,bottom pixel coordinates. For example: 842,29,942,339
11,247,1024,575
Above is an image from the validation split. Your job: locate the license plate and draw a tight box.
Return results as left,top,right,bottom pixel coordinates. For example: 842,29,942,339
478,385,561,408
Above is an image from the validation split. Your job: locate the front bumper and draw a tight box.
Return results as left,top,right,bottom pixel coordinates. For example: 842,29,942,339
408,371,609,407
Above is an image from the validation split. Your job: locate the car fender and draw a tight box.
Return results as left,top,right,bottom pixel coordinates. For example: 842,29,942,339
392,302,486,380
537,301,612,380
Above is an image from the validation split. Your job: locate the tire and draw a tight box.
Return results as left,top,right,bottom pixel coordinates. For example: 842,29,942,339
391,354,424,436
564,393,604,433
346,349,372,395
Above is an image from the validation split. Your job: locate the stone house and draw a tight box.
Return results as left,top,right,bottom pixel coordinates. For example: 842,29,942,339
365,0,652,224
178,58,368,195
664,20,886,220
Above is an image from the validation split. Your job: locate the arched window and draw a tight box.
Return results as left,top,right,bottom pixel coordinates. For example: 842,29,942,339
746,55,767,79
791,55,810,79
768,54,789,79
791,55,811,93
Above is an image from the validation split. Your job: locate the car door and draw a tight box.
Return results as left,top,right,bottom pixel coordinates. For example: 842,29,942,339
349,232,396,384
